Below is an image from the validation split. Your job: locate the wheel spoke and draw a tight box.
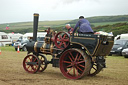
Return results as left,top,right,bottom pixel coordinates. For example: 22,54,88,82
63,61,71,64
33,58,37,62
30,67,33,71
78,64,85,68
63,39,69,41
69,51,75,60
77,54,82,61
67,67,73,74
35,65,38,69
76,65,83,72
75,68,79,76
59,35,62,39
68,56,73,62
62,34,66,39
57,38,61,41
27,65,30,69
75,53,79,62
92,67,97,71
73,67,75,76
59,42,63,47
40,66,44,69
29,57,32,62
77,60,85,64
66,64,72,68
93,63,97,66
63,42,67,48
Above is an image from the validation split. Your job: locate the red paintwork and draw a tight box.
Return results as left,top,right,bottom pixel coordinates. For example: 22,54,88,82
54,32,70,49
23,54,40,73
59,49,86,79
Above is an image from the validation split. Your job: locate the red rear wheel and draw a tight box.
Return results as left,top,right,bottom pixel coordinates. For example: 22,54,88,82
23,54,40,73
55,32,70,49
59,48,91,79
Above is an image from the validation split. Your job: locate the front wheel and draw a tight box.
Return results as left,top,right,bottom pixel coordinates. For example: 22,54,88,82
23,54,41,73
59,48,91,79
38,54,48,72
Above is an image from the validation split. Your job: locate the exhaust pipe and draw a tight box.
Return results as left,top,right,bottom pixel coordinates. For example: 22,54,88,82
33,13,39,41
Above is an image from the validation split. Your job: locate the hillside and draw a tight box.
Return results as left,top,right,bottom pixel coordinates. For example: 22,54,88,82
92,22,128,36
0,20,71,30
67,15,128,25
0,20,71,34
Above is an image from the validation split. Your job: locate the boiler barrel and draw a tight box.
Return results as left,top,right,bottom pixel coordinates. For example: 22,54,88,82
26,41,44,53
26,41,35,52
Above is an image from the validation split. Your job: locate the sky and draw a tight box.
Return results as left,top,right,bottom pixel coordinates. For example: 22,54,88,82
0,0,128,24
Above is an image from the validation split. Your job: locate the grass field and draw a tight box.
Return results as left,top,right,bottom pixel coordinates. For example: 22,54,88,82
0,46,128,85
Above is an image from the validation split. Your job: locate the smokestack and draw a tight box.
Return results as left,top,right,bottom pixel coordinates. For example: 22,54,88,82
33,13,39,41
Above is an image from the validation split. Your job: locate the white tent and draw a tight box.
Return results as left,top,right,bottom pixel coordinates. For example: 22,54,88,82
8,33,23,43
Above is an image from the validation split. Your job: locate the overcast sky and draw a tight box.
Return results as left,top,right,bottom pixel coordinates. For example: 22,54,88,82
0,0,128,24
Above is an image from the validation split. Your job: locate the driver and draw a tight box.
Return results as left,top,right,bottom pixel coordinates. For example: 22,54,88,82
73,16,94,34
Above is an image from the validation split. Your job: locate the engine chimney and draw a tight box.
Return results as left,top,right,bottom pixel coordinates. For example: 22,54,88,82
33,13,39,41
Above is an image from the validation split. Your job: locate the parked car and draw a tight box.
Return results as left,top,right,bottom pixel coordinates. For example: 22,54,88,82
14,32,46,51
109,39,128,56
14,36,29,51
122,48,128,58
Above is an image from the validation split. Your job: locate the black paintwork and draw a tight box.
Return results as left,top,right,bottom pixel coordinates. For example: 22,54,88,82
71,34,114,56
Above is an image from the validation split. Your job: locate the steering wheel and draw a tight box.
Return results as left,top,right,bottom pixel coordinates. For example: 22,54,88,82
54,32,70,49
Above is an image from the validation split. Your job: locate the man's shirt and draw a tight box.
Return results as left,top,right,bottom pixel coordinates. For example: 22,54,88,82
73,19,93,33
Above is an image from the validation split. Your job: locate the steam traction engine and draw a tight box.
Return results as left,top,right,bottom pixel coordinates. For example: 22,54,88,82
23,14,114,79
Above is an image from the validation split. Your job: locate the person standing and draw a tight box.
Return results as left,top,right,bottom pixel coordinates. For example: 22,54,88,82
65,24,74,34
73,16,93,34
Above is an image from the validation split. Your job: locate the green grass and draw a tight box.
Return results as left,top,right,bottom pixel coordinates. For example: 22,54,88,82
0,46,15,51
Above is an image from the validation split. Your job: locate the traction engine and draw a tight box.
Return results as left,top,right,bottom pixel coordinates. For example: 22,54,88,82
23,13,114,79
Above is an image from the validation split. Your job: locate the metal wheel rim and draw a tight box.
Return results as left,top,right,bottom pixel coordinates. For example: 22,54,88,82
60,48,91,79
23,54,40,73
88,62,103,76
38,54,47,72
55,32,70,49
